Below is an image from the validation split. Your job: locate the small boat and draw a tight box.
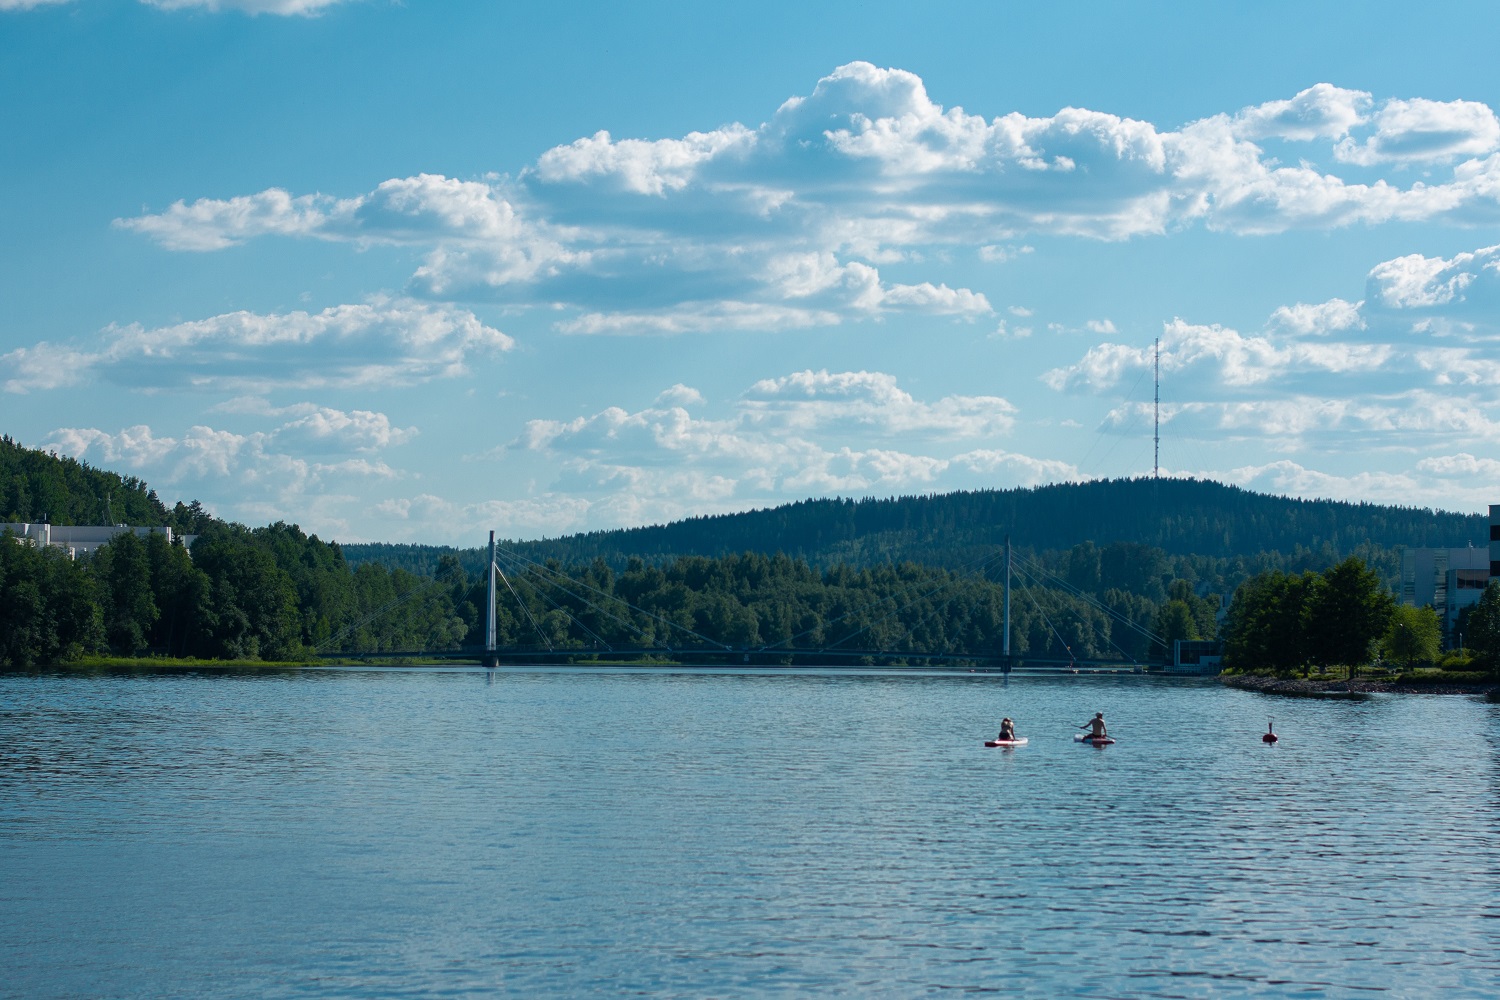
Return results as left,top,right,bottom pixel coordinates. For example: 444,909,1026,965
984,737,1028,747
1074,733,1115,746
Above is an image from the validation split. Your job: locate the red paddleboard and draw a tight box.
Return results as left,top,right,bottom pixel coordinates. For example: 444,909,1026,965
1074,734,1115,746
984,738,1028,747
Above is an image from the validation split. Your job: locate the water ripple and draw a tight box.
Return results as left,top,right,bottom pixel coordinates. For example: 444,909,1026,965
2,668,1497,998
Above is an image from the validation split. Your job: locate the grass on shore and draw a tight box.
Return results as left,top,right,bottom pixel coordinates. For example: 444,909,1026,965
33,653,698,671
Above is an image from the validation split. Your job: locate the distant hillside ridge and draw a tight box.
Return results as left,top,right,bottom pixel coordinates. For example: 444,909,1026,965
343,477,1488,577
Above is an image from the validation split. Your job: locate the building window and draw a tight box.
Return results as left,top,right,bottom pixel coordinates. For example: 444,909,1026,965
1456,570,1489,590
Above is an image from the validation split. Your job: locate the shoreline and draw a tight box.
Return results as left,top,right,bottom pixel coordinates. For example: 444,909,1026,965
1221,672,1499,698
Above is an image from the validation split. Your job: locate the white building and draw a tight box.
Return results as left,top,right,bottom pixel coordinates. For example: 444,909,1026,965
1400,504,1498,646
2,522,197,559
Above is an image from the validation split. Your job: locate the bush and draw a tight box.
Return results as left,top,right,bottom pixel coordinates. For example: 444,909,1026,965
1439,651,1475,671
1392,669,1490,686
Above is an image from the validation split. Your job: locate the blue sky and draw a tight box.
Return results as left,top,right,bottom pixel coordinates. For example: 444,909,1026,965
5,0,1500,545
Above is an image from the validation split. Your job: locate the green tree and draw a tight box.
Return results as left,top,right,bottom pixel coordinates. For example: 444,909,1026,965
1382,603,1441,669
0,535,49,666
1156,600,1200,647
0,531,103,665
1222,569,1316,674
143,531,214,657
45,546,105,660
1305,557,1395,673
190,524,303,660
1101,588,1159,662
1465,580,1500,671
1065,541,1101,594
93,532,159,654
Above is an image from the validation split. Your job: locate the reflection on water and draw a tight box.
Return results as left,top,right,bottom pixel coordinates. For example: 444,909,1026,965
2,667,1498,998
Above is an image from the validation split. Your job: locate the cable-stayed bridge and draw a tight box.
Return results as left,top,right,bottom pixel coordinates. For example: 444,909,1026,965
316,531,1169,673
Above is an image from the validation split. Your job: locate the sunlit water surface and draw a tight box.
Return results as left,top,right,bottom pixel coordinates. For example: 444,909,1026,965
2,667,1498,998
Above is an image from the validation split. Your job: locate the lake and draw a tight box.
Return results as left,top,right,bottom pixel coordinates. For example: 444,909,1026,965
2,666,1497,998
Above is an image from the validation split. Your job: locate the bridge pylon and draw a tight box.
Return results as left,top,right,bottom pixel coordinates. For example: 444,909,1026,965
484,530,499,668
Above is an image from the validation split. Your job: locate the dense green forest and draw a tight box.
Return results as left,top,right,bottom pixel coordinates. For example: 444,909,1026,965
345,476,1488,599
0,519,1196,667
1,435,1490,669
346,477,1484,575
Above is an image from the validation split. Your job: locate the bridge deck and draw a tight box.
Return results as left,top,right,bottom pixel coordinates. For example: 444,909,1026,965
319,646,1151,672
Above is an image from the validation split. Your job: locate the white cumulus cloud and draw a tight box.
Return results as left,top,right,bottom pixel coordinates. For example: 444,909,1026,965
1233,84,1370,142
1364,245,1500,338
41,409,414,540
5,0,352,9
1049,241,1500,469
1269,298,1365,335
1336,97,1500,165
2,299,513,393
1044,317,1394,392
115,64,1500,337
742,369,1016,437
508,370,1050,523
143,0,352,14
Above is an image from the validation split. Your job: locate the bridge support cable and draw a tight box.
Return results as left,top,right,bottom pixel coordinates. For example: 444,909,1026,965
881,590,977,663
489,541,729,652
1008,559,1165,666
491,548,654,650
1009,561,1083,663
496,562,554,653
491,549,615,652
1012,551,1167,652
1066,606,1143,667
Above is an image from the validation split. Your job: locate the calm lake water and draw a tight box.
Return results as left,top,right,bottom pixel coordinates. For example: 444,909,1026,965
2,667,1498,998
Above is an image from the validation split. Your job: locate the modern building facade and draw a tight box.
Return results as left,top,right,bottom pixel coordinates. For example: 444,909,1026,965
1492,503,1500,579
1400,504,1499,647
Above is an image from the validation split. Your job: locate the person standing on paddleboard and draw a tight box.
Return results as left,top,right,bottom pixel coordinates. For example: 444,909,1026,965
1078,712,1107,741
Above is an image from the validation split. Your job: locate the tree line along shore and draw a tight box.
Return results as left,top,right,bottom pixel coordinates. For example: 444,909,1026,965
4,434,1499,689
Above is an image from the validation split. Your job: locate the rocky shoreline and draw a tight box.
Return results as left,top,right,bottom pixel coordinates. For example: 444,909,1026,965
1221,673,1499,698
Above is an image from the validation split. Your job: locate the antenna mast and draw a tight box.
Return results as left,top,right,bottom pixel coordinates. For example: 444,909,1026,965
1153,337,1160,479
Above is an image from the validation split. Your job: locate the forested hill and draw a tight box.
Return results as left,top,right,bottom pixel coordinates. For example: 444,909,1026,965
344,477,1489,576
1,435,219,534
2,435,168,526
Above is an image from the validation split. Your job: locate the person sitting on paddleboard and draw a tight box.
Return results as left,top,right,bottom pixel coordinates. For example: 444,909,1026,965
1079,712,1107,741
997,717,1016,741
